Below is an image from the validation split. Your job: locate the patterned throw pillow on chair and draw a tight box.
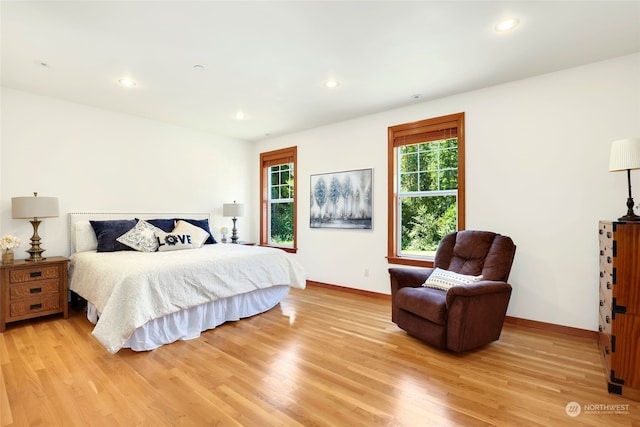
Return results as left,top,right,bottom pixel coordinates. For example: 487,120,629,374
422,268,483,291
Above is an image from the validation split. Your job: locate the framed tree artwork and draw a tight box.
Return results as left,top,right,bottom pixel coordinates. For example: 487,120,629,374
310,168,372,229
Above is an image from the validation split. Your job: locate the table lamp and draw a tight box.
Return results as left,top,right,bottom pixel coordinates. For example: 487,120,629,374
609,138,640,221
11,192,59,261
223,201,245,244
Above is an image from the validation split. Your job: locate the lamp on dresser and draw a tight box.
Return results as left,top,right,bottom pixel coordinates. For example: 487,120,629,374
223,201,245,244
609,138,640,221
11,192,59,261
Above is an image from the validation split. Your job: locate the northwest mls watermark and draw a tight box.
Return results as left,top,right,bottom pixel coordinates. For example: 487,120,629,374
565,401,630,417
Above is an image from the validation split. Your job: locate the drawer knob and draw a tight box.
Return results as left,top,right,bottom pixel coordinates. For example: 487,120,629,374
606,315,611,324
599,325,603,332
607,256,612,264
607,282,612,289
605,346,610,355
607,232,612,238
599,299,604,306
30,271,42,278
30,303,42,310
30,287,42,294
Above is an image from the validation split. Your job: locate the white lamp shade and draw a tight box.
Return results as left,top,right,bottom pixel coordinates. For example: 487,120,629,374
609,138,640,171
12,196,59,219
223,202,245,217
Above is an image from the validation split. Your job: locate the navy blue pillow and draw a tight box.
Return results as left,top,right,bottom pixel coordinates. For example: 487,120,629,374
90,219,136,252
136,218,175,232
177,218,217,244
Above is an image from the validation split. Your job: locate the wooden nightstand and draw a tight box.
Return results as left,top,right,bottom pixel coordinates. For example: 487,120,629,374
598,221,640,401
0,256,69,332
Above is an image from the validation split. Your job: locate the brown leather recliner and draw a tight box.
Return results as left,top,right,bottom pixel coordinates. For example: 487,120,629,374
389,230,516,352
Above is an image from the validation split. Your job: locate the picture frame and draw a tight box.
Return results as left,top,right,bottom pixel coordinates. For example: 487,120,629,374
310,168,372,229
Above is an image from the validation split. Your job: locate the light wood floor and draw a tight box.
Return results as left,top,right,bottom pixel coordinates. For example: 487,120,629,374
1,284,639,426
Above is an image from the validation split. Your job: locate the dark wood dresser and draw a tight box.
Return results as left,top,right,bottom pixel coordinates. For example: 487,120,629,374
598,221,640,401
0,256,69,332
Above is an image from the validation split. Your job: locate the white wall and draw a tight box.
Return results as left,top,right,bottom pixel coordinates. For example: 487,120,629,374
0,88,253,257
254,53,640,331
2,54,638,331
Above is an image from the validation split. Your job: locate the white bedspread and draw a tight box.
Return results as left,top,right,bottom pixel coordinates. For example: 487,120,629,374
69,244,306,353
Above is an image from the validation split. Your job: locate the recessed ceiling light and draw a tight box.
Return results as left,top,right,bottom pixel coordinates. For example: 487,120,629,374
118,78,136,87
495,17,520,33
324,80,339,88
235,111,246,120
193,64,205,71
412,94,422,100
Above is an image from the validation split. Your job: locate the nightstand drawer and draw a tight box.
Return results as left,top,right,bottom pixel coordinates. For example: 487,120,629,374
10,294,60,318
9,279,60,300
9,265,60,284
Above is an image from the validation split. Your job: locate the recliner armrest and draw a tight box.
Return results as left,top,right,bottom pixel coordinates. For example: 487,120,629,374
389,267,434,291
389,267,435,324
445,280,511,305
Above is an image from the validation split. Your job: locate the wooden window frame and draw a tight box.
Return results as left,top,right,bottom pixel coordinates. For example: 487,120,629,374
260,146,298,253
387,113,465,267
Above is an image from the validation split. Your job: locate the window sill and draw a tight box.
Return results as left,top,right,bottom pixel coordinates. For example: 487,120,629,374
386,256,434,268
261,244,297,254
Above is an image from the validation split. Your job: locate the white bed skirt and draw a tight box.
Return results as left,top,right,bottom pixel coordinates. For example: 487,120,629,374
86,285,290,351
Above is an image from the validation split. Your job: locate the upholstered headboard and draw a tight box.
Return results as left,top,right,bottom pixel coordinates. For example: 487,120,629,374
67,212,211,254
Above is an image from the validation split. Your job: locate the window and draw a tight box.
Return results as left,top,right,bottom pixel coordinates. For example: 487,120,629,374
388,113,465,267
260,146,297,252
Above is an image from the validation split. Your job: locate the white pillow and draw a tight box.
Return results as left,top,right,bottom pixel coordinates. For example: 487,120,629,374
422,268,483,291
155,230,194,252
116,219,163,252
172,220,210,248
74,221,98,252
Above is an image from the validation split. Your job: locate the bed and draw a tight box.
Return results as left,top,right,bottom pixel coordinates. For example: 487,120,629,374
67,212,306,354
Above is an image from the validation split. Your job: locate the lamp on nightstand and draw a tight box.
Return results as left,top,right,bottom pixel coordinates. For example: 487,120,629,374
11,192,59,261
223,201,245,244
609,138,640,221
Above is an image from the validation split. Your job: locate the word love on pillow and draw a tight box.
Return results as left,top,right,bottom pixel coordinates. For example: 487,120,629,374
155,231,194,252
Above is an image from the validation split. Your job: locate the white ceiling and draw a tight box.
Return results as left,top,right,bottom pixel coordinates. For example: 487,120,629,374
2,1,639,142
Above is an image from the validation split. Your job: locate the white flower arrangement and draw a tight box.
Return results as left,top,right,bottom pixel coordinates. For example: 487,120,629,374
220,227,229,243
0,235,21,251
